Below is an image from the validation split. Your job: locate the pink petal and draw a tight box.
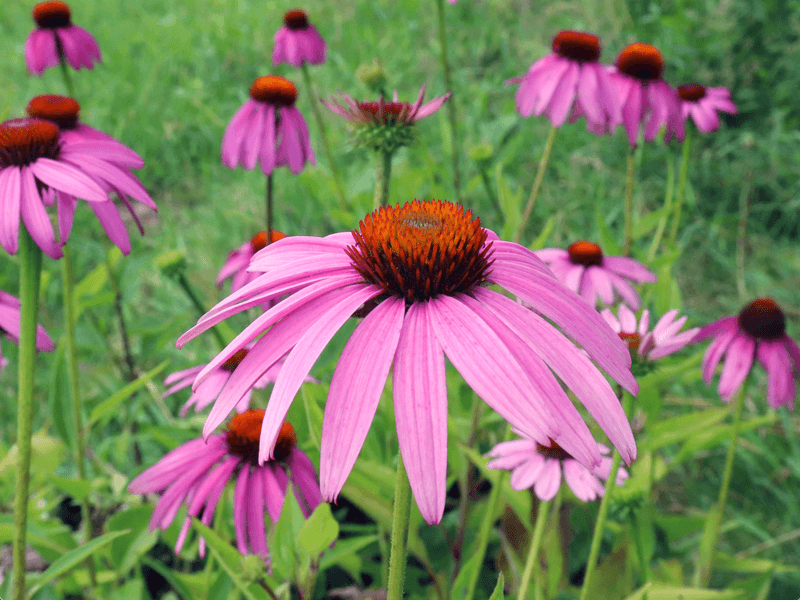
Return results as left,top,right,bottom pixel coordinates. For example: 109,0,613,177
0,167,21,254
509,452,546,491
758,341,795,409
29,158,107,201
701,325,738,383
233,466,250,555
20,167,61,259
533,458,562,501
717,333,755,401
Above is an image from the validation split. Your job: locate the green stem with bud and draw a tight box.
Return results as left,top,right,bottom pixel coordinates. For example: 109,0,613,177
374,149,393,209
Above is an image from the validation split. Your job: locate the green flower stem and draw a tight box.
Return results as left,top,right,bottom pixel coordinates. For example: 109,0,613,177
514,126,556,244
175,273,226,349
622,147,636,257
516,499,551,600
697,386,746,587
736,171,752,301
435,0,462,203
266,173,274,242
669,127,692,244
13,228,43,600
579,391,633,600
387,453,413,600
300,63,347,210
58,50,76,98
374,149,393,209
647,149,675,261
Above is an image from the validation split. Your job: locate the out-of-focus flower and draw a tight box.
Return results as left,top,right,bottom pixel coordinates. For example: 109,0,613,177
222,76,315,176
272,9,326,67
177,199,637,525
487,436,628,501
535,241,656,310
676,84,737,135
217,230,287,293
0,289,55,373
25,1,101,76
25,95,156,255
602,304,699,360
611,43,683,146
506,30,620,133
693,298,800,409
128,413,321,560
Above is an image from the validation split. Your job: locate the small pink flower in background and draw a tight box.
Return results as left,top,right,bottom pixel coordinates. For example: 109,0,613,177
677,84,737,134
217,230,287,293
611,43,683,146
272,9,326,67
507,30,620,133
322,86,450,126
487,436,628,501
0,289,55,373
25,95,156,255
693,298,800,409
535,241,656,310
177,199,637,525
128,413,321,560
602,304,699,360
222,75,315,176
25,1,101,76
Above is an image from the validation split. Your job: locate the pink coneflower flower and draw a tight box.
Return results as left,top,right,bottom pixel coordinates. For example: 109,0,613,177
487,436,628,502
25,1,101,76
0,289,55,373
25,95,156,255
611,43,683,146
601,305,699,360
693,298,800,409
676,84,737,135
177,199,638,525
222,76,315,176
323,86,450,127
216,230,287,293
128,413,321,560
272,9,326,67
507,31,620,133
535,241,656,310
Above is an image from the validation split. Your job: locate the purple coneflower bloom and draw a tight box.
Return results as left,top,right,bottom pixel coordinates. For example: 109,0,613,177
128,413,321,560
535,241,656,310
507,31,620,133
222,76,315,176
177,199,637,525
273,9,326,67
25,1,101,76
0,289,55,373
676,84,737,135
611,43,683,146
217,230,287,293
602,304,699,360
487,436,628,502
693,298,800,409
322,86,450,126
25,95,156,255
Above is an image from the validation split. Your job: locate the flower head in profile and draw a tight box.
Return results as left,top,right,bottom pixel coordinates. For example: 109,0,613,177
611,43,683,146
602,305,699,362
487,436,628,502
535,241,656,310
693,298,800,409
507,31,620,133
676,84,737,135
178,199,637,525
217,230,287,293
25,95,156,255
128,413,321,560
0,289,55,373
273,9,326,67
25,1,101,76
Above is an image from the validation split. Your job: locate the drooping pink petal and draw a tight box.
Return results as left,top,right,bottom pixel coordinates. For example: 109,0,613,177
20,167,61,259
758,341,795,409
701,325,738,383
233,466,250,555
246,466,267,557
533,458,562,501
0,166,21,254
286,450,322,517
89,200,131,255
29,158,107,201
717,333,755,401
222,99,257,168
545,61,580,127
262,464,287,523
25,29,58,75
509,452,546,491
243,103,268,171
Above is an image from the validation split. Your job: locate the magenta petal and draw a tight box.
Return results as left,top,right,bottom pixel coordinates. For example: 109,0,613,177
695,316,737,342
701,325,738,383
55,192,77,245
545,61,580,127
222,100,257,168
19,167,61,259
259,105,276,176
233,466,250,555
758,341,795,409
29,158,107,201
622,80,643,146
246,467,267,557
25,29,58,75
532,57,571,117
533,459,562,501
0,167,21,254
90,200,131,255
286,450,322,517
717,333,755,401
263,465,287,523
243,103,268,171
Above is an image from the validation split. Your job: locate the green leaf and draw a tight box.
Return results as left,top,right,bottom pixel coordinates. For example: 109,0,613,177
271,490,308,580
107,505,158,573
633,204,671,240
624,583,744,600
713,553,800,574
528,215,555,250
140,556,198,600
488,572,505,600
450,545,485,600
318,534,379,573
654,263,682,317
298,503,339,558
596,208,621,255
87,360,169,428
48,475,92,502
47,343,75,450
72,262,109,320
643,407,731,452
497,162,522,240
27,530,131,597
675,413,777,463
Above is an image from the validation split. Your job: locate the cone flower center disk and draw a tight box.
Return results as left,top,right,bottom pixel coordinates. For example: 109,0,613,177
33,1,71,28
221,348,249,372
738,298,786,340
619,332,642,351
0,118,61,168
226,411,297,464
346,199,494,303
678,84,707,102
616,43,664,81
27,95,80,130
552,31,601,63
537,439,572,461
283,9,309,30
250,230,287,253
250,76,298,107
358,101,411,122
567,241,603,267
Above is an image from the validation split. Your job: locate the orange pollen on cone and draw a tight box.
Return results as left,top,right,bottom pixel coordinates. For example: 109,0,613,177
27,95,81,129
346,199,494,303
33,1,71,28
616,43,664,81
678,84,706,102
221,348,249,372
619,332,641,351
283,9,309,30
0,118,61,168
552,30,601,63
567,241,603,267
738,298,786,341
250,230,287,253
358,101,411,123
536,438,572,461
224,411,298,464
250,76,298,107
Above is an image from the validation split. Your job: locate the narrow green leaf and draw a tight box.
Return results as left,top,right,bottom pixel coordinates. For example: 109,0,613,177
140,555,198,599
624,583,744,600
298,503,339,558
714,553,799,574
528,215,555,250
675,413,777,463
450,546,484,600
107,505,158,573
596,208,621,255
271,490,307,578
318,535,379,572
48,475,92,501
488,572,505,600
87,360,169,428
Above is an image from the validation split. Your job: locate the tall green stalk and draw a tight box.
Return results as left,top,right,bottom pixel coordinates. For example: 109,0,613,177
13,228,44,600
387,453,413,600
514,127,556,244
516,499,552,600
374,149,393,209
647,149,675,261
669,127,692,244
435,0,462,202
622,147,636,257
58,48,76,98
265,173,274,242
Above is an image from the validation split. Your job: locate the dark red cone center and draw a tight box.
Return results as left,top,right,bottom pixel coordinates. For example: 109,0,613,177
678,84,707,102
552,31,601,63
537,439,572,461
619,332,642,351
358,101,411,123
250,76,298,107
0,118,61,168
738,298,786,341
33,1,71,28
250,230,287,253
27,95,80,130
616,43,664,81
221,348,248,372
226,412,297,464
567,241,603,267
283,9,309,30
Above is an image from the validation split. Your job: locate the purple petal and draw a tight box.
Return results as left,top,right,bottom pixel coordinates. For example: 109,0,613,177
29,158,107,201
0,167,21,254
533,459,562,501
701,325,738,383
20,167,61,259
233,466,250,555
717,333,755,401
287,450,322,517
758,341,795,409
